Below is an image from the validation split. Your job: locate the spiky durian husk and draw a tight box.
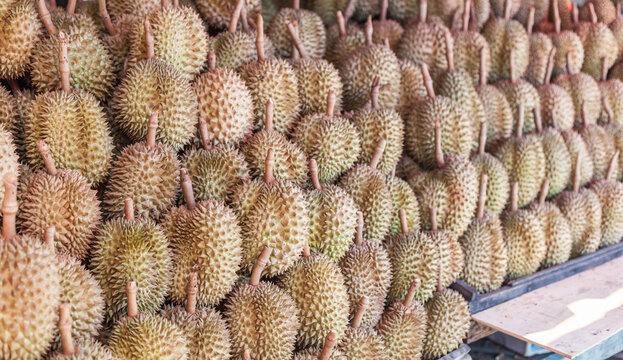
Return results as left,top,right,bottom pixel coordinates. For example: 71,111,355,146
225,281,299,359
0,236,61,360
395,153,423,180
386,0,419,22
453,31,491,85
106,0,159,19
351,108,404,175
182,145,249,203
386,175,420,236
551,31,584,77
18,170,100,260
590,180,623,247
528,202,573,268
294,59,343,115
293,114,359,183
339,239,392,328
101,14,139,74
306,185,358,261
599,79,623,125
241,58,300,134
580,125,617,180
611,17,623,61
160,305,231,360
0,0,41,79
578,22,618,80
553,74,601,127
269,8,326,59
375,300,426,360
339,327,389,360
213,30,275,70
339,44,401,111
537,83,575,131
8,88,33,157
540,129,572,198
90,218,172,324
490,0,520,18
372,20,404,49
580,0,617,24
502,208,547,279
422,289,471,360
555,188,602,257
396,22,450,79
560,129,595,188
295,348,347,360
496,79,540,134
482,17,530,82
109,313,189,360
112,59,198,150
102,142,179,220
397,60,427,116
325,29,365,65
49,338,117,360
195,0,261,29
0,124,19,206
49,7,98,33
339,165,393,242
526,33,554,86
242,130,308,184
230,179,308,276
472,154,510,215
476,84,514,146
0,86,16,127
516,0,549,25
24,90,113,184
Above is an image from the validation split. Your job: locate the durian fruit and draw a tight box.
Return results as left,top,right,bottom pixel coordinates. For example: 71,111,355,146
19,141,100,260
533,109,572,198
90,199,172,324
580,0,617,25
194,0,261,30
535,47,576,130
182,119,249,203
502,182,547,280
241,15,300,133
339,212,392,328
0,173,61,360
112,20,198,151
0,123,19,207
577,3,619,80
225,247,299,359
589,151,623,247
306,159,357,261
459,174,507,292
371,0,403,49
268,0,326,58
105,0,159,19
452,0,491,84
325,11,365,64
339,17,400,110
311,0,349,26
97,0,137,75
598,58,623,125
553,53,601,127
395,152,424,180
338,297,389,360
397,60,428,116
109,282,190,360
471,120,510,215
25,32,113,184
481,1,530,82
102,112,179,220
278,240,350,348
48,304,118,360
160,274,232,360
194,52,254,146
493,105,546,207
294,330,346,360
375,278,427,360
0,0,41,80
525,7,555,86
350,77,404,174
516,0,549,27
386,170,420,237
550,0,585,77
578,102,618,180
555,157,602,256
560,127,595,188
490,0,520,19
242,101,308,184
339,140,393,242
162,169,242,307
231,149,308,276
610,4,623,62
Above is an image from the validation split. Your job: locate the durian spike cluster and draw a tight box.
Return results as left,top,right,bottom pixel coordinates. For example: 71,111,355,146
4,0,623,358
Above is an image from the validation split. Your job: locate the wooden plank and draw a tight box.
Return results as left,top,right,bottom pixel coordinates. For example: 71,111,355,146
466,321,496,344
472,256,623,358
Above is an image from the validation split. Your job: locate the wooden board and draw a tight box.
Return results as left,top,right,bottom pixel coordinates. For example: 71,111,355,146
472,256,623,359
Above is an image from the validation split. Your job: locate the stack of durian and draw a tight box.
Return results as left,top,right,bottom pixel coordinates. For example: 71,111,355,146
2,0,623,358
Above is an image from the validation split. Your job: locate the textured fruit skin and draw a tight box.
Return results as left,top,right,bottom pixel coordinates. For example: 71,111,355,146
294,59,343,115
161,305,232,360
560,129,595,188
351,108,404,175
396,22,450,79
551,31,585,77
577,22,618,80
0,124,19,206
540,129,572,198
0,236,61,360
103,142,179,221
339,239,392,327
395,153,422,180
269,8,326,59
339,165,393,242
422,289,471,360
590,180,623,247
599,79,623,125
472,154,510,215
163,200,242,307
453,31,491,85
109,313,189,360
476,85,514,146
372,19,404,50
0,0,41,79
101,14,137,74
502,208,547,279
386,175,420,236
90,219,172,324
496,79,541,134
526,33,554,86
106,0,159,18
19,169,100,260
516,0,549,27
536,83,575,130
339,327,389,360
9,88,32,156
580,125,617,180
213,30,275,70
295,348,347,360
610,16,623,61
325,29,365,65
225,281,299,360
529,202,573,268
554,73,601,127
580,0,617,24
279,253,350,348
482,17,530,82
555,188,602,257
398,60,427,116
231,179,308,276
459,211,508,293
195,0,261,29
182,145,249,203
47,337,118,360
339,44,401,111
24,90,113,184
194,68,254,146
241,58,300,134
375,299,426,360
113,59,198,151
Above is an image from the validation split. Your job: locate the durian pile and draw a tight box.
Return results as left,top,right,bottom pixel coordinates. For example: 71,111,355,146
3,0,623,358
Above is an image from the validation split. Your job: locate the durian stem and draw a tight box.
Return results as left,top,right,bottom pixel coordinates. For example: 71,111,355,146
370,75,380,109
403,278,421,307
7,79,19,93
256,14,265,60
444,30,454,71
601,57,608,82
419,0,427,23
98,0,117,35
477,173,488,219
351,296,368,328
293,0,299,10
208,52,216,71
229,0,244,33
302,240,310,258
355,212,363,245
243,350,251,360
264,99,274,132
144,20,155,60
161,0,170,9
510,182,518,212
526,6,535,35
538,178,549,206
198,119,211,150
240,1,250,33
369,139,386,170
382,38,390,48
603,97,615,123
50,0,57,8
429,206,438,231
66,0,76,14
515,104,524,138
451,7,461,30
146,111,158,149
380,0,388,21
173,0,179,7
573,155,581,192
364,16,373,46
534,108,542,134
319,330,338,360
1,174,18,240
478,46,487,87
503,0,511,20
180,168,197,211
186,273,198,314
326,89,336,116
553,0,561,33
581,101,589,128
309,159,322,191
421,63,435,98
45,226,56,251
462,0,471,32
336,11,346,37
606,151,620,181
126,281,138,318
509,48,516,83
572,3,579,25
58,32,71,94
286,21,309,59
589,3,597,24
124,198,135,221
399,208,409,234
566,51,574,75
434,121,446,168
343,0,355,22
250,246,272,286
59,304,75,356
37,140,58,176
544,47,555,85
478,120,487,155
264,148,275,184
